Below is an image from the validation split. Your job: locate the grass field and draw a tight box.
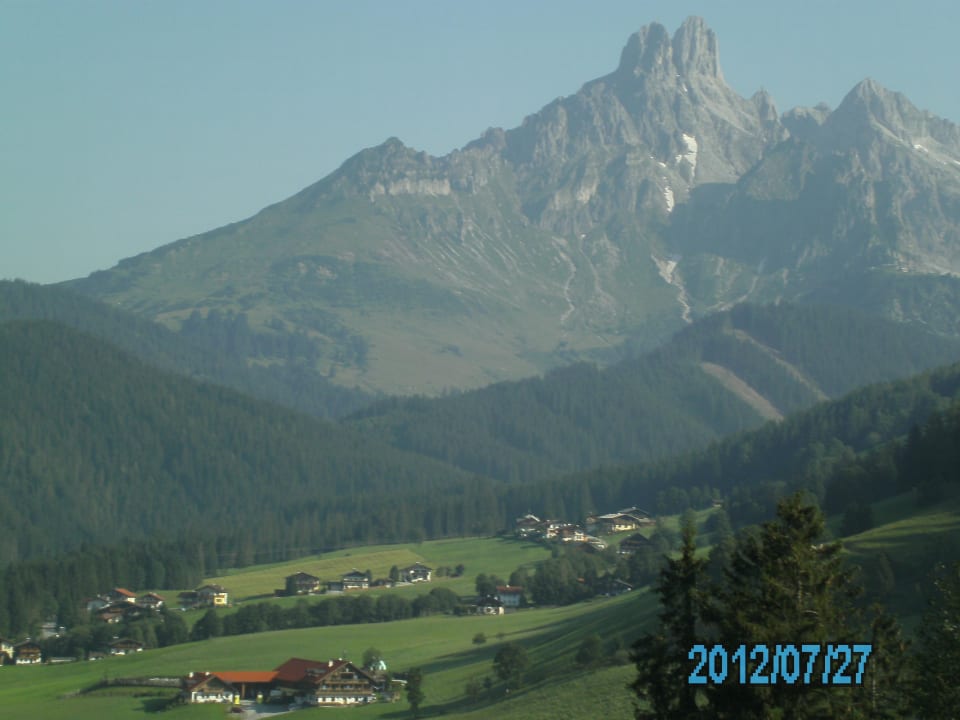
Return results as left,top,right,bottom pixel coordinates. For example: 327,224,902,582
0,590,656,720
6,499,957,719
201,536,553,602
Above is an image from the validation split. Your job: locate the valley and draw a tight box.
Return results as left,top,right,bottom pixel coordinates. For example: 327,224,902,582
2,12,960,718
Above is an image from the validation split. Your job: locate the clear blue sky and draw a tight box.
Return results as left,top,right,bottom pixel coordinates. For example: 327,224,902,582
3,0,958,284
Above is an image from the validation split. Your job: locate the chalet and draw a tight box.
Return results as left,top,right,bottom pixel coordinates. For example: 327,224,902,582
598,577,634,597
592,508,653,535
197,584,229,607
514,513,543,538
285,571,321,596
542,521,573,540
618,533,653,555
0,637,13,664
400,563,432,583
476,596,504,615
496,585,524,608
273,658,378,705
105,587,138,605
14,640,42,665
137,592,165,610
109,638,145,655
95,605,127,624
340,570,370,591
178,591,200,609
558,526,586,543
39,620,63,639
85,596,110,614
183,672,237,704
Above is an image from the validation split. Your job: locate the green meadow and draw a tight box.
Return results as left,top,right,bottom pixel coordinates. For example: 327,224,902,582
202,536,553,602
6,500,957,719
0,590,655,720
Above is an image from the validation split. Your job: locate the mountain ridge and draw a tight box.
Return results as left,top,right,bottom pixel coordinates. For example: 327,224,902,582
65,17,960,395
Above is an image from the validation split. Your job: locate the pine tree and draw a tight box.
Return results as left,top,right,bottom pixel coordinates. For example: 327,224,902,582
910,561,960,718
405,667,425,718
631,514,705,718
702,493,879,719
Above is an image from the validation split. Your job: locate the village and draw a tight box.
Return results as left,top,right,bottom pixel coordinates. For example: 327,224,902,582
0,503,660,713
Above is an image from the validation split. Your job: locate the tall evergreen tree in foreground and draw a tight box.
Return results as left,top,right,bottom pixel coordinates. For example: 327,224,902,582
631,514,706,719
704,494,867,718
633,494,909,719
910,561,960,718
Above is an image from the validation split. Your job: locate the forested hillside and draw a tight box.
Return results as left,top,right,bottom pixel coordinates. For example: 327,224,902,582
0,320,497,566
2,319,960,640
0,280,374,419
517,360,960,532
347,303,960,481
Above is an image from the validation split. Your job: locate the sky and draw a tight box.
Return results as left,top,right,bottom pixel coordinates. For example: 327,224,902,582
2,0,959,284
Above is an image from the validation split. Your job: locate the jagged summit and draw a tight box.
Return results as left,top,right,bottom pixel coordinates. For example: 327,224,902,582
672,16,722,79
617,17,721,79
66,19,960,396
823,77,960,157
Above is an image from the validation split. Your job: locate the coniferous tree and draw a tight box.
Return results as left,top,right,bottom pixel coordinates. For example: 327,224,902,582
631,514,705,719
858,606,910,719
910,561,960,718
405,667,425,718
702,494,881,719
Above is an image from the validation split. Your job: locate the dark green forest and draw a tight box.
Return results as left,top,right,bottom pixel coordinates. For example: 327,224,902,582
2,314,960,637
0,320,501,566
2,291,960,648
346,303,960,481
0,280,374,419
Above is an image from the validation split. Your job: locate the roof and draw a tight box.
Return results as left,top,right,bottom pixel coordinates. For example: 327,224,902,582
287,571,320,581
496,585,524,594
274,657,332,684
113,587,137,598
215,671,278,684
140,592,164,600
198,584,227,593
184,672,234,693
402,563,431,571
342,570,367,579
274,658,374,688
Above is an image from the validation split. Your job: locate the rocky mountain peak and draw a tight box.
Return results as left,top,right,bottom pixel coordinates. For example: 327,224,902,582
616,17,720,80
826,78,958,145
672,16,722,79
616,21,672,78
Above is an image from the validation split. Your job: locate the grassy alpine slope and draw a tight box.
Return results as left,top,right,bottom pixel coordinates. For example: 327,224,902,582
0,591,655,720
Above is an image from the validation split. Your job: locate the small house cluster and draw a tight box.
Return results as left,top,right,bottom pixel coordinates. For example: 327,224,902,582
513,507,653,550
86,587,167,624
183,657,386,707
286,564,433,596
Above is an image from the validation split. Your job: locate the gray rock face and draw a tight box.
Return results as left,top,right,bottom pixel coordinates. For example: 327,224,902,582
66,17,960,394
